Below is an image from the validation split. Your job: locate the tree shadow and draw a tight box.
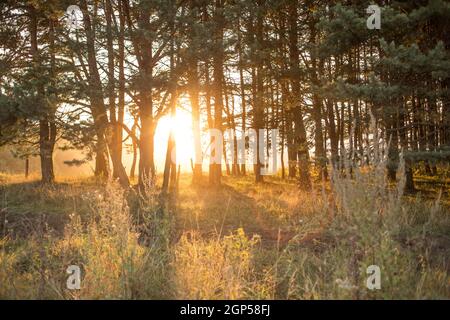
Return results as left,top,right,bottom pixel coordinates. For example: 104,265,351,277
174,178,299,248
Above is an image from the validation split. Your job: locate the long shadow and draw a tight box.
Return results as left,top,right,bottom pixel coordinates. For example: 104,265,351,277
174,177,298,248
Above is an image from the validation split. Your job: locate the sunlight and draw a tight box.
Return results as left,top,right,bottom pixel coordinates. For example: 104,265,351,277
154,108,195,172
121,107,197,174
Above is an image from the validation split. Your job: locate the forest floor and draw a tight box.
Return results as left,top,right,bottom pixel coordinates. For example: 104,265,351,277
0,172,449,299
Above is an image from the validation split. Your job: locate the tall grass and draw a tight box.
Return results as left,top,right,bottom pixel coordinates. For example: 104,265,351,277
173,228,270,299
168,139,449,299
0,138,448,299
271,131,450,299
0,180,171,299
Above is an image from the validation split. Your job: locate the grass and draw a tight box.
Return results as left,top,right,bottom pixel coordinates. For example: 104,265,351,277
0,163,449,299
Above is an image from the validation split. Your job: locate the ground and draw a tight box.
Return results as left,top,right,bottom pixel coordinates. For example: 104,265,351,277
0,171,449,299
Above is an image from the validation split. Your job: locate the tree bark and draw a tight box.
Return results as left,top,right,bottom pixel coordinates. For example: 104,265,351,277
29,6,56,184
253,0,264,183
188,0,203,184
81,0,129,187
288,0,310,188
210,0,224,186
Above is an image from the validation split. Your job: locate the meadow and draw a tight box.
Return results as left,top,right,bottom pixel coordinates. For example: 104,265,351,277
1,161,449,299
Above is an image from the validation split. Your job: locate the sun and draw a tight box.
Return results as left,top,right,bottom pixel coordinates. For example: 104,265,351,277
154,109,195,172
122,107,197,174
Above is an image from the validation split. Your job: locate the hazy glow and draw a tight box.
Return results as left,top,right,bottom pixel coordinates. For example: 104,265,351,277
154,109,195,172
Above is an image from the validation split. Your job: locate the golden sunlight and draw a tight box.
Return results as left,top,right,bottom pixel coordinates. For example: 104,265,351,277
154,108,195,173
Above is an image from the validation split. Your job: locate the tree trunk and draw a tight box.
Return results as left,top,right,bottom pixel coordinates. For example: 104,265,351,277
253,0,264,183
25,157,29,179
289,1,310,188
189,61,202,184
163,27,178,194
29,6,56,184
210,0,224,186
309,23,326,177
237,17,247,176
116,0,126,175
39,120,56,184
81,0,129,187
130,120,138,180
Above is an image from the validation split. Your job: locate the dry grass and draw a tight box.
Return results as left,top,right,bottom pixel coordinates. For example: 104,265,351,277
0,157,449,299
173,228,266,299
